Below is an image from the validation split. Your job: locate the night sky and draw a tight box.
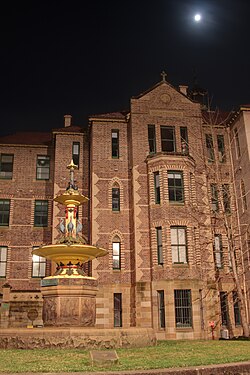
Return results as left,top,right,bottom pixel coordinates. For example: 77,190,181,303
1,0,250,136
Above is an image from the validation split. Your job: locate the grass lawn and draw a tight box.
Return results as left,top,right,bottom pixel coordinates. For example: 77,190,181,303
0,340,249,373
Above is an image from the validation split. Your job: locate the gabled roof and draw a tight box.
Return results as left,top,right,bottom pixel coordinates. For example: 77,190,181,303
0,131,52,146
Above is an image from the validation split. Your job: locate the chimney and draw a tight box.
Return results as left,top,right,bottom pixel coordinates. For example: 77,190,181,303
179,85,188,96
64,114,72,127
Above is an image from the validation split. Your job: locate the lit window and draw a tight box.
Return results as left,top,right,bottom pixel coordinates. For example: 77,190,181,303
168,171,184,203
161,126,175,152
0,154,14,179
0,200,10,226
174,289,192,328
114,293,122,327
112,240,121,270
34,200,48,227
112,187,120,211
158,290,165,328
0,246,7,277
214,234,223,269
148,124,156,154
112,130,119,158
205,134,214,162
36,156,50,180
154,171,161,204
32,253,46,278
156,226,163,265
171,226,187,264
72,142,80,167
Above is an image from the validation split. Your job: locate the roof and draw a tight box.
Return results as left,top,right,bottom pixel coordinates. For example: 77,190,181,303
202,110,232,126
52,125,84,133
0,131,52,146
89,110,129,120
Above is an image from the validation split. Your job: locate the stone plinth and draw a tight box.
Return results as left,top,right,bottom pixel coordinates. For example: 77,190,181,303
41,277,98,327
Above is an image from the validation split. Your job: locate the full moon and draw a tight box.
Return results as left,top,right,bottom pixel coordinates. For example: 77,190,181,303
194,14,201,22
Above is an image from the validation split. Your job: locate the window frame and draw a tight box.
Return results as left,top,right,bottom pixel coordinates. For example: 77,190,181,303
234,128,241,158
0,154,14,180
240,179,247,212
32,251,46,278
34,200,48,227
217,134,226,163
157,290,166,328
214,234,223,269
36,155,50,180
161,126,176,152
211,183,219,212
112,187,120,212
112,240,121,270
0,199,10,226
0,246,7,277
111,129,119,159
205,134,215,162
156,226,163,265
180,127,189,155
174,289,193,328
154,171,161,204
233,291,241,326
114,293,122,327
148,124,156,154
220,291,229,327
168,171,184,204
171,226,188,264
72,142,80,168
222,184,230,213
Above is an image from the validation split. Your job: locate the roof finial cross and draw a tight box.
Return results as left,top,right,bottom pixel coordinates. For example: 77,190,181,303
161,71,167,82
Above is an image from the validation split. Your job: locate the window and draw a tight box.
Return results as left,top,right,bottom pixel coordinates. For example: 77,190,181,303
112,130,119,158
112,239,121,270
112,187,120,211
174,289,192,328
214,234,223,269
241,179,247,211
158,290,166,328
211,184,219,212
154,171,161,204
180,127,189,154
72,142,80,167
233,291,241,326
234,128,241,158
220,291,229,326
222,184,230,213
32,253,46,278
0,154,14,179
0,199,10,226
217,135,226,162
0,246,7,277
205,134,214,162
36,155,50,180
34,200,48,227
148,125,156,154
114,293,122,327
161,126,175,152
168,171,184,203
171,226,188,264
156,227,163,265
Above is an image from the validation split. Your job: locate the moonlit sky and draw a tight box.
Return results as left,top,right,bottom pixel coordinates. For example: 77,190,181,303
1,0,250,135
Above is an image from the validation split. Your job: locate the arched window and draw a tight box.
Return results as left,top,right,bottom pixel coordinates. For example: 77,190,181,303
112,236,121,270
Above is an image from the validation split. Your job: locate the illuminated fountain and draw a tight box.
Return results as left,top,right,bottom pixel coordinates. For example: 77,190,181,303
32,161,108,327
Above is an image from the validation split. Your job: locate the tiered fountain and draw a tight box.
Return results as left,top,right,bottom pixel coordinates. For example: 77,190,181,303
32,161,108,327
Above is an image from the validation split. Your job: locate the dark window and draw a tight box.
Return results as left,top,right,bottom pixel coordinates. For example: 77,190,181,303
211,184,219,212
168,171,184,203
72,142,80,167
206,134,215,162
180,127,189,154
220,291,229,326
233,291,241,326
112,240,121,270
222,184,230,213
217,135,226,162
114,293,122,327
154,171,161,204
148,125,156,154
158,290,166,328
156,226,163,265
241,179,247,211
171,226,187,264
234,128,241,158
112,187,120,211
112,130,119,158
214,234,223,269
0,246,7,277
0,200,10,226
161,126,175,152
36,155,50,180
34,200,48,227
174,289,192,328
0,154,14,179
32,251,46,278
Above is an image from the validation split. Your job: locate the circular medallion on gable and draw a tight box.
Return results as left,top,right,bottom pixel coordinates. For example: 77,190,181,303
160,93,171,104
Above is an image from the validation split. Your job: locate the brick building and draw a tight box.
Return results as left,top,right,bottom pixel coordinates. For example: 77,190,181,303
0,75,249,339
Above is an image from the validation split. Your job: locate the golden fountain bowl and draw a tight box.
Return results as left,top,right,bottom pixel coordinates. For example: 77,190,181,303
32,243,108,265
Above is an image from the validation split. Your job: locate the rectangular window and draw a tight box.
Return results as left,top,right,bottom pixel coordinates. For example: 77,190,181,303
220,291,229,326
32,253,46,278
174,289,192,328
234,128,241,158
114,293,122,327
233,291,241,326
161,126,175,152
112,188,120,211
154,171,161,204
36,155,50,180
0,246,7,277
171,226,188,264
206,134,215,162
168,171,184,203
156,226,163,265
34,200,48,227
112,241,121,270
0,154,14,179
241,179,247,211
214,234,223,269
0,199,10,226
180,127,189,154
112,130,119,158
217,135,226,162
72,142,80,167
158,290,166,328
148,124,156,154
211,184,219,212
222,184,230,213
